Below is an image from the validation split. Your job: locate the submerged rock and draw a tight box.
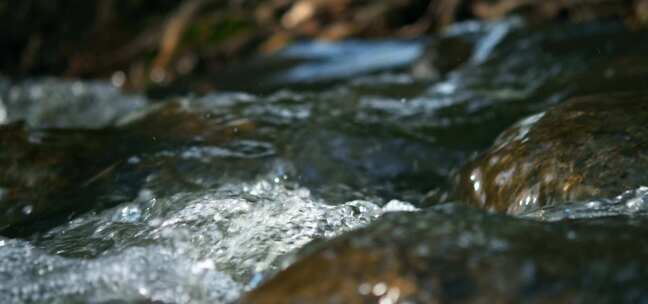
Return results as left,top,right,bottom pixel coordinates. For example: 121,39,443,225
0,123,126,234
454,92,648,214
0,100,255,236
411,36,473,80
243,202,648,303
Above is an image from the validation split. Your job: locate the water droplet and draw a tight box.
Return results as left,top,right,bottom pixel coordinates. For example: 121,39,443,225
22,205,33,215
358,283,372,295
111,71,127,87
150,67,167,83
137,287,150,296
380,287,401,304
373,282,387,296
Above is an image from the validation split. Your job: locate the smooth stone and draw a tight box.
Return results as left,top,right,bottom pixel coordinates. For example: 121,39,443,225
453,92,648,214
0,123,121,234
243,205,648,303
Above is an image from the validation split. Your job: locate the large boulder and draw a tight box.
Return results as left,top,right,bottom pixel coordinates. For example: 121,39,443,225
242,203,648,303
453,92,648,214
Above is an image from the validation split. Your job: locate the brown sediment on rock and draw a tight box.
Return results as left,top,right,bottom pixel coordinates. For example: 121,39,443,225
454,92,648,214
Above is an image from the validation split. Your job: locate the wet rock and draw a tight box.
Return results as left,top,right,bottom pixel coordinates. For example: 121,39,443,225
0,100,256,236
119,100,256,145
411,36,473,80
454,92,648,214
243,204,648,303
0,123,128,235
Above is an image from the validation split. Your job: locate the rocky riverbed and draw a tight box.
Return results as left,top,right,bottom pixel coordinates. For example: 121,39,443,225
1,17,648,304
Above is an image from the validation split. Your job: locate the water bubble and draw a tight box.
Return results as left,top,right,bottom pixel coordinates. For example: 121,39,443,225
192,260,215,274
625,196,647,212
137,286,150,296
114,206,142,223
382,200,419,213
436,81,456,94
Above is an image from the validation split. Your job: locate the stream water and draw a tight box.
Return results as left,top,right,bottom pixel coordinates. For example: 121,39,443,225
1,18,648,303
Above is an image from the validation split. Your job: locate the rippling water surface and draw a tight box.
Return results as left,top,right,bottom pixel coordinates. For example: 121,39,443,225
1,18,648,303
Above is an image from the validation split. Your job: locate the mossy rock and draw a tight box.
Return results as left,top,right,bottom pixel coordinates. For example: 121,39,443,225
454,92,648,214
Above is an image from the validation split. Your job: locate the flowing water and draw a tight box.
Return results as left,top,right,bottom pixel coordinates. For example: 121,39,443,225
1,18,648,303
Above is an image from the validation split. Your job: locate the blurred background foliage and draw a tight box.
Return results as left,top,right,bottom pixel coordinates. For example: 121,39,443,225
1,0,646,90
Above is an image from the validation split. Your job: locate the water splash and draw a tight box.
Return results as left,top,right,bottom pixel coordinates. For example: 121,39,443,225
1,179,416,303
0,239,242,304
521,187,648,221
